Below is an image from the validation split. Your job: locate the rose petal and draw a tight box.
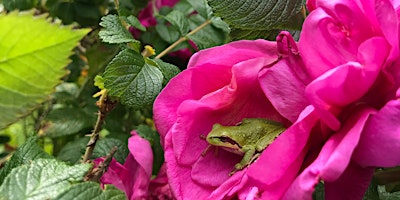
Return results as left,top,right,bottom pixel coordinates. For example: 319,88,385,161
353,98,400,167
282,106,375,199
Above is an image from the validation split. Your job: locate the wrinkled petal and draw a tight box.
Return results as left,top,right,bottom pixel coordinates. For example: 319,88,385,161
305,37,390,130
283,106,375,199
353,98,400,167
149,164,175,200
299,1,381,78
164,132,214,200
248,106,319,200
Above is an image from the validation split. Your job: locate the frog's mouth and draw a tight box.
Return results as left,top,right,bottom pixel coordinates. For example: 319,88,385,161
208,136,242,151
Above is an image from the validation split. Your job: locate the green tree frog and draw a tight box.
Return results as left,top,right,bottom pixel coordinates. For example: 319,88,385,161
203,118,286,176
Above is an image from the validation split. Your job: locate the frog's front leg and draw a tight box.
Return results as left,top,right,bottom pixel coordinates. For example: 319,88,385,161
230,145,256,176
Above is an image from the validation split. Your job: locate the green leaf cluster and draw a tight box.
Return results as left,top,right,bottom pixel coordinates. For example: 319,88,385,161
207,0,304,40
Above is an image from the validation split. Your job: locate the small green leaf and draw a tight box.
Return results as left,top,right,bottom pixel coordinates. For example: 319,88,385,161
186,0,212,19
3,0,38,11
122,15,146,32
0,11,90,129
207,0,303,39
164,10,190,35
187,15,227,49
155,23,181,43
94,75,105,90
99,14,139,45
0,159,91,200
103,49,163,109
0,137,51,185
41,107,94,138
152,59,180,86
56,182,126,200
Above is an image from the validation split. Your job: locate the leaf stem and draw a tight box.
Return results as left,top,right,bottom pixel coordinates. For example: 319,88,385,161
84,146,118,182
155,19,212,59
82,90,117,163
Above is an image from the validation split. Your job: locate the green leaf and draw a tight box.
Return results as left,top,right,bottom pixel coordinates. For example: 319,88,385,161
164,10,190,35
207,0,303,39
187,15,227,49
57,137,128,164
122,15,146,32
152,59,180,86
41,107,94,138
186,0,212,19
0,159,91,200
103,49,163,109
3,0,38,11
99,14,139,45
56,182,126,200
0,11,89,129
155,23,181,43
0,137,51,185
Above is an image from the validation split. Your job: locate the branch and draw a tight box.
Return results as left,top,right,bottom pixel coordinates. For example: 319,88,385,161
155,19,212,59
84,146,118,182
82,90,117,163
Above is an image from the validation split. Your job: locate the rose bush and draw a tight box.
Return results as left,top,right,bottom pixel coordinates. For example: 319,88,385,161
153,32,311,199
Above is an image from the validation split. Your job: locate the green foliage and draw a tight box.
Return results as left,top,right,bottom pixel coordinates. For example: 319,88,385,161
0,11,89,129
207,0,304,39
99,14,139,45
0,159,91,200
103,49,164,109
0,137,52,185
56,182,127,200
57,137,129,164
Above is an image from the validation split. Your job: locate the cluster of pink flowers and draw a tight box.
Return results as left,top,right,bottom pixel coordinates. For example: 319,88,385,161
100,0,400,199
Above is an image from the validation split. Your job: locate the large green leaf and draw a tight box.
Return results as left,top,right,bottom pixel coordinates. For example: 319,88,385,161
0,137,52,185
207,0,303,39
56,182,126,200
0,11,89,129
0,158,91,200
103,49,163,109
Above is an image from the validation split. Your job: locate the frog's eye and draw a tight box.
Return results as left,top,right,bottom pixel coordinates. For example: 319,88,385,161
214,136,241,148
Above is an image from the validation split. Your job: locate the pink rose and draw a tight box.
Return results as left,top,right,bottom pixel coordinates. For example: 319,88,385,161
153,32,310,199
272,0,400,199
94,131,174,200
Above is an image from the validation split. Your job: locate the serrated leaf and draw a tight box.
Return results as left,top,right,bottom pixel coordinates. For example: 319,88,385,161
152,59,180,86
0,11,90,129
122,15,146,32
0,158,91,200
164,10,190,35
207,0,303,39
0,137,51,185
56,182,126,200
57,137,128,164
41,107,94,138
103,49,163,109
99,14,139,45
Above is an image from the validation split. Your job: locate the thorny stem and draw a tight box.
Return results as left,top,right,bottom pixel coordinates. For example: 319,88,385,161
84,146,118,182
155,19,212,59
82,90,117,163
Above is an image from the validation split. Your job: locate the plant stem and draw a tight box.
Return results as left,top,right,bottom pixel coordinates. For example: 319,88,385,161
82,90,116,163
84,146,118,182
155,19,212,59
